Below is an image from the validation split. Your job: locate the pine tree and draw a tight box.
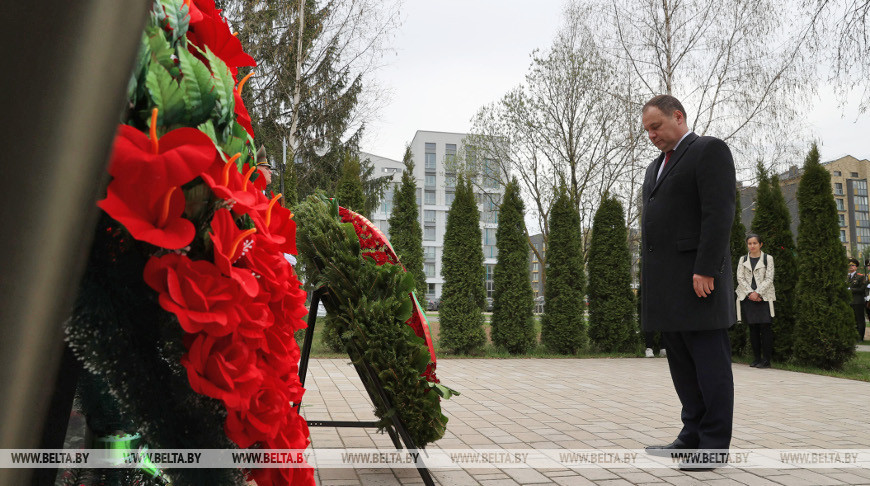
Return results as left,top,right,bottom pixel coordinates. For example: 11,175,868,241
587,194,636,352
729,188,750,356
541,185,587,354
439,176,486,354
388,147,427,308
335,151,366,214
751,164,799,360
793,144,855,369
490,178,536,353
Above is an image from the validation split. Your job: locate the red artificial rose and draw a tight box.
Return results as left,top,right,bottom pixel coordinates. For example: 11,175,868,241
143,254,242,336
241,237,291,293
257,324,303,381
209,208,259,297
181,332,263,409
224,375,293,448
98,176,194,249
235,291,275,342
200,156,268,215
108,124,216,188
247,412,314,486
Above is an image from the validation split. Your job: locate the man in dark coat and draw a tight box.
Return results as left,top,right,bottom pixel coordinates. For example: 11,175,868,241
640,95,736,469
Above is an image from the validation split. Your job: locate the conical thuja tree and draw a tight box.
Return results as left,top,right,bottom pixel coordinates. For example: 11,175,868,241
751,163,799,360
729,187,750,356
541,185,586,354
335,151,366,215
439,176,486,353
587,194,635,352
491,178,535,354
793,143,855,369
389,147,427,309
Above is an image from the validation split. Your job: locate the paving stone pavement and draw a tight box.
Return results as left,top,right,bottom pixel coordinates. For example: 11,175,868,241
302,358,870,485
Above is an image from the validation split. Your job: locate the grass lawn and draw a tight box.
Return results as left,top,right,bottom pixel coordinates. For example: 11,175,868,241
732,350,870,383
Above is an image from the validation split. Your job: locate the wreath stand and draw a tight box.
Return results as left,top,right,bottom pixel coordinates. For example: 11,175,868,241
296,288,436,486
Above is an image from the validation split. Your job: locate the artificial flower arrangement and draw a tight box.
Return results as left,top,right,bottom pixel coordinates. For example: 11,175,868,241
65,0,313,484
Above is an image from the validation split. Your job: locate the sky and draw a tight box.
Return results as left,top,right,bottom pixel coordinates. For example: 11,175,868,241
358,0,870,178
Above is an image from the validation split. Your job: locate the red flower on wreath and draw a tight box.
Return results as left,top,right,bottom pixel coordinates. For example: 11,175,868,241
248,413,314,486
200,154,268,214
182,332,263,410
143,253,241,336
186,0,255,77
98,176,194,250
224,374,294,448
250,195,298,255
209,208,259,297
107,117,216,188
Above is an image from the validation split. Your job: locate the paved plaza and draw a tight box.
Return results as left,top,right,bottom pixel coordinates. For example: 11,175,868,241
303,357,870,485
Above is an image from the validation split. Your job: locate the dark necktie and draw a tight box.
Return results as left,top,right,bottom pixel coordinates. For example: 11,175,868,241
663,150,674,169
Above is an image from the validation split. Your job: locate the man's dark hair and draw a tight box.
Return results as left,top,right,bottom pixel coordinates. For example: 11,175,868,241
745,233,763,244
643,94,688,119
849,258,860,266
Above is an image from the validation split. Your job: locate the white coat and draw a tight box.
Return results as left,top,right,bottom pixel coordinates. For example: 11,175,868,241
735,252,776,321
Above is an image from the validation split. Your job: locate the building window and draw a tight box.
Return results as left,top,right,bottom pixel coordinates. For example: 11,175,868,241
424,263,435,278
445,191,455,206
852,172,860,178
858,227,870,243
424,210,436,223
532,262,539,272
483,159,499,188
854,179,868,196
841,230,848,243
445,144,456,157
425,190,436,205
425,143,436,171
837,198,845,211
424,246,436,260
532,271,539,283
427,283,436,296
855,195,868,212
485,264,495,299
380,185,395,215
425,174,436,187
857,212,870,227
424,226,435,241
835,183,844,195
416,188,422,206
445,172,456,188
834,171,842,176
840,213,846,226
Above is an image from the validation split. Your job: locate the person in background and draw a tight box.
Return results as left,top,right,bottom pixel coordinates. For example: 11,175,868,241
735,234,775,368
644,331,666,358
847,258,867,341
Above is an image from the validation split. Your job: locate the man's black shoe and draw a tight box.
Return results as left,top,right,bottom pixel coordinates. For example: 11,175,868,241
749,360,761,367
677,450,728,471
756,360,771,369
645,439,694,457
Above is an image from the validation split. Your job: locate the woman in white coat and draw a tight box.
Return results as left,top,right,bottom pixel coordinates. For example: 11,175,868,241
735,234,776,368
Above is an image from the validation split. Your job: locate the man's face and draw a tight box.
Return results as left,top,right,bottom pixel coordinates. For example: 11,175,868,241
850,263,858,273
257,165,273,186
642,106,688,152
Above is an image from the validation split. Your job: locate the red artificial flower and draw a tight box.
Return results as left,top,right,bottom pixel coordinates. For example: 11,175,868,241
181,332,263,409
257,324,303,381
234,74,255,138
234,292,275,342
98,175,194,249
108,123,216,188
209,208,259,297
247,413,314,486
200,155,269,215
143,254,242,336
250,195,298,255
183,0,205,24
224,375,293,448
186,4,255,77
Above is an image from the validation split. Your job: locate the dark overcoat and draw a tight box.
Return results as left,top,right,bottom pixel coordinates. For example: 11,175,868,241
641,133,737,332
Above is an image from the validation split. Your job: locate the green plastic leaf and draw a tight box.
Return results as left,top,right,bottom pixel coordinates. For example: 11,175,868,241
177,47,216,124
145,62,186,126
146,26,177,77
197,120,218,143
158,0,189,44
396,297,413,323
204,46,236,125
429,383,460,399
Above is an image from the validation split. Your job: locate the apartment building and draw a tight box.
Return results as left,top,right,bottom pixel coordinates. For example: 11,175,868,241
364,130,506,300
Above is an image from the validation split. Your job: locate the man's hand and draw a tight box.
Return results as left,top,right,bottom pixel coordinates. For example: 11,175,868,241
749,291,761,302
693,274,715,298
